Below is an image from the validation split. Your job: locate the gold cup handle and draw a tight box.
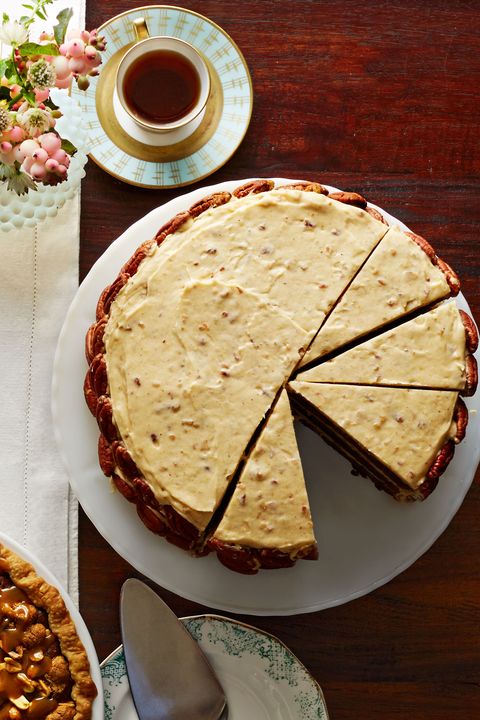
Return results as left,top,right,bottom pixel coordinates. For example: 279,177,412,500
133,17,150,41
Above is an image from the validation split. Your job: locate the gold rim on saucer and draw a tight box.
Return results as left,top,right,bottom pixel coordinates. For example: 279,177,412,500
81,5,253,189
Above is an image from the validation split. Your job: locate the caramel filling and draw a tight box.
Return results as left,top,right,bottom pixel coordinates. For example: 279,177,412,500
0,560,74,720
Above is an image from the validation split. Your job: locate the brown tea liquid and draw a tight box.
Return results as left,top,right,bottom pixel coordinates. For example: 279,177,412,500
123,50,201,124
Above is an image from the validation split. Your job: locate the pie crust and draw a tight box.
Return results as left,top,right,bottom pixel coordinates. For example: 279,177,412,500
0,543,97,720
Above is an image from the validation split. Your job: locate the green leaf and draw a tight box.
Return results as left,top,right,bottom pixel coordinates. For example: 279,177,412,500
2,13,9,23
0,163,37,195
22,4,34,10
18,41,60,57
0,59,11,78
8,170,37,195
0,163,12,181
61,138,77,156
54,7,73,46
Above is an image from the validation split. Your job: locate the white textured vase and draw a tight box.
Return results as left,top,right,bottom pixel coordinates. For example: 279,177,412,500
0,90,88,233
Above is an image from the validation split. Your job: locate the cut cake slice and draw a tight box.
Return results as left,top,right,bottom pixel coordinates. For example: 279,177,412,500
300,225,460,366
208,390,317,573
288,381,468,501
103,279,311,548
298,301,478,395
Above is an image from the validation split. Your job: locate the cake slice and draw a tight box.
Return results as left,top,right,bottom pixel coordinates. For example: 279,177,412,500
300,225,460,366
208,390,317,573
102,279,311,549
298,301,478,395
289,381,468,501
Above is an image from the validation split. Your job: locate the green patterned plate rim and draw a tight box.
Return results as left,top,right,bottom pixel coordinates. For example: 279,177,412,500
101,614,329,720
72,5,253,188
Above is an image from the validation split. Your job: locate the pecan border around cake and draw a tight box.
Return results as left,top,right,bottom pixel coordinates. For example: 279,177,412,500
84,179,470,568
0,543,97,720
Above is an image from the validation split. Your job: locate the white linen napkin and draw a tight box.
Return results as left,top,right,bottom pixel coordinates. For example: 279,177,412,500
0,0,86,603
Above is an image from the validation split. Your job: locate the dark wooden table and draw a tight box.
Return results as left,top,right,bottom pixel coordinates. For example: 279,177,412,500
80,2,480,718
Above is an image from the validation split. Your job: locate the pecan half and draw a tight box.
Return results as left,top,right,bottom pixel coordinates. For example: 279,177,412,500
121,239,155,277
96,273,129,321
154,211,191,246
258,549,296,569
232,179,274,198
436,258,461,296
98,434,114,477
136,502,168,536
132,477,160,510
405,232,461,296
425,439,455,482
405,231,437,262
453,397,469,443
89,353,108,397
329,191,368,209
111,441,139,480
189,191,232,218
95,396,118,443
83,370,98,416
85,318,107,363
464,354,478,397
459,309,479,353
163,506,201,542
277,181,328,195
365,206,388,224
416,474,440,500
112,473,136,503
208,539,260,574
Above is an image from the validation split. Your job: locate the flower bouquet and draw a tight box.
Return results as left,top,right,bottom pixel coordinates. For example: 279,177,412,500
0,0,106,221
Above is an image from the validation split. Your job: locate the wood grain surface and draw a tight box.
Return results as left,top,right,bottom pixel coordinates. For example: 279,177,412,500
80,2,480,718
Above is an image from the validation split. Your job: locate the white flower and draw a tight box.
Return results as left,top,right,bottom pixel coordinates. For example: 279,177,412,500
0,107,12,133
17,103,55,137
27,59,57,89
0,20,29,47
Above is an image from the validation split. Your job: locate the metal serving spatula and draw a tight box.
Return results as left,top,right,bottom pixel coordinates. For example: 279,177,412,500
120,579,228,720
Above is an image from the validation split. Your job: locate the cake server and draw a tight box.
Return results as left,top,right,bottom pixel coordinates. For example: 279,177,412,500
120,578,228,720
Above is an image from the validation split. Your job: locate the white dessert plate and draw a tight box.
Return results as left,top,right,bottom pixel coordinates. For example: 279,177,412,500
51,178,480,615
100,615,329,720
0,531,103,720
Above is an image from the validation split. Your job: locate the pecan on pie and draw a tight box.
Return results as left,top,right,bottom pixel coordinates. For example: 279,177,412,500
0,544,97,720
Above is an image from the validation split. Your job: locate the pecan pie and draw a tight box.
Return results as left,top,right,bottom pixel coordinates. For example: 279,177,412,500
84,179,477,572
0,544,97,720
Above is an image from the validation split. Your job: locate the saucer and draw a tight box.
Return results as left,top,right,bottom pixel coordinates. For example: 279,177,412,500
101,616,329,720
71,5,253,188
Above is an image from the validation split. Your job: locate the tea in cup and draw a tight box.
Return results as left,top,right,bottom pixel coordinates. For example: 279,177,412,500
114,19,210,145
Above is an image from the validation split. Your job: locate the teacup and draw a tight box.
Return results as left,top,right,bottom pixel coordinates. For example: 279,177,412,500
114,18,210,146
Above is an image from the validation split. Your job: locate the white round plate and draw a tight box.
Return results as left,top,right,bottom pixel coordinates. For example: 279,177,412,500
52,178,480,615
100,615,329,720
0,531,103,720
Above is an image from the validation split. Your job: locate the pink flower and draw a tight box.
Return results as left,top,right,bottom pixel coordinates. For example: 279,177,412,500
34,88,50,103
16,103,55,137
9,84,22,99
